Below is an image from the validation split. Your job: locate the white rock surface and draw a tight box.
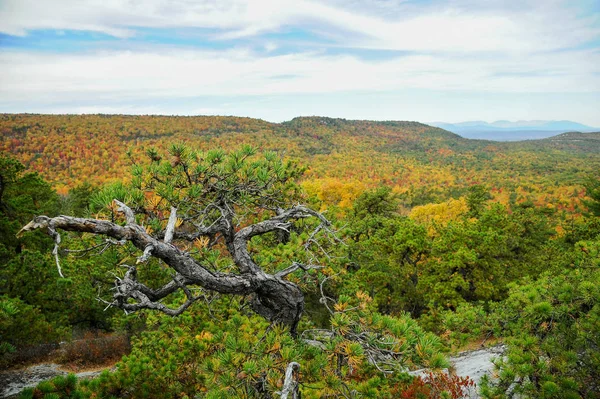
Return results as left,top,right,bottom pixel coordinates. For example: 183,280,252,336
451,345,504,384
409,345,505,398
450,345,505,398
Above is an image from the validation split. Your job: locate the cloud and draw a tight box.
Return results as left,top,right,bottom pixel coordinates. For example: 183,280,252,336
0,0,598,124
1,46,598,106
1,0,598,53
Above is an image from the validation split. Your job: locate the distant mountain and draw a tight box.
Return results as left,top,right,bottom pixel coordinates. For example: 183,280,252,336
430,120,599,141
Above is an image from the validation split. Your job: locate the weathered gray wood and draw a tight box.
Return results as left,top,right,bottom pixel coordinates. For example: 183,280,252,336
163,206,177,244
19,201,331,336
279,362,300,399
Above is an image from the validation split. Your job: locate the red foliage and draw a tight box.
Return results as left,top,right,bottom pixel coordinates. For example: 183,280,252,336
399,372,475,399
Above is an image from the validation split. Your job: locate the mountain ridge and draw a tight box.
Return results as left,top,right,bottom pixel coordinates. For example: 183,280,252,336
430,120,598,132
429,120,599,141
1,113,599,204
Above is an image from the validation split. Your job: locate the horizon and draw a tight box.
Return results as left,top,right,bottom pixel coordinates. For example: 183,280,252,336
1,0,599,125
2,111,600,129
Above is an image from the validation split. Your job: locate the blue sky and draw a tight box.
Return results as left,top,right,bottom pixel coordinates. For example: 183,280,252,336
0,0,599,125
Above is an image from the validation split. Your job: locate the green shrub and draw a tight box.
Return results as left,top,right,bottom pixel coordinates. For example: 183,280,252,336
18,373,83,399
478,261,600,398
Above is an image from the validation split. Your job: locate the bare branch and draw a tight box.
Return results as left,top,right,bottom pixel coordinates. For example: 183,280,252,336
275,262,324,278
164,206,177,243
278,362,300,399
319,274,337,315
171,218,227,241
19,215,254,295
114,199,136,225
109,266,202,316
233,205,331,275
32,218,67,278
16,217,50,237
137,245,154,264
51,231,64,278
63,238,125,256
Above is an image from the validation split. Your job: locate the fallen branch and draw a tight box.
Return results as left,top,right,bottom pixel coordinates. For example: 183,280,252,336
278,362,300,399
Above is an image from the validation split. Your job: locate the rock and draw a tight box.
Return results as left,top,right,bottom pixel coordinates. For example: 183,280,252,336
408,345,505,399
450,345,505,398
0,363,110,398
0,363,65,398
451,345,505,385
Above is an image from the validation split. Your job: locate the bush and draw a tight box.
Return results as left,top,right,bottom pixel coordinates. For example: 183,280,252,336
397,371,475,399
54,332,130,368
1,296,67,367
73,292,466,399
479,262,600,398
19,374,83,399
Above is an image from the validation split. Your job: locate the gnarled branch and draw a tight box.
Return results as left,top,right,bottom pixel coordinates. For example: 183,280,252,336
19,199,333,336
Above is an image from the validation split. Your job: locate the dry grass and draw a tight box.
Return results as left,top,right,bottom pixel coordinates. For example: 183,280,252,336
53,332,130,370
2,332,131,371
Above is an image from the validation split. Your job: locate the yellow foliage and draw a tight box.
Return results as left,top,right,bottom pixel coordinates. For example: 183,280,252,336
195,331,213,341
302,178,366,211
334,302,349,312
355,291,372,303
409,197,468,234
267,341,281,354
194,237,210,250
146,194,163,210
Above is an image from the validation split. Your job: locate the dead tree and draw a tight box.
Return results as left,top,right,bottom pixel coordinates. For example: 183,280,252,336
18,146,333,336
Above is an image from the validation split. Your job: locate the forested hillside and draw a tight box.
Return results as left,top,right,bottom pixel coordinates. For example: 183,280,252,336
2,114,598,211
1,114,599,398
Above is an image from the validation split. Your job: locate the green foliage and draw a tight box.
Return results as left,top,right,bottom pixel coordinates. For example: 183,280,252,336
19,374,83,399
63,181,97,217
466,184,491,217
0,154,132,364
0,153,59,219
345,192,430,315
71,292,461,399
130,144,303,213
420,203,553,319
345,189,556,324
444,249,600,398
0,296,66,366
583,173,600,217
0,155,68,363
2,116,600,397
441,301,495,348
0,153,58,261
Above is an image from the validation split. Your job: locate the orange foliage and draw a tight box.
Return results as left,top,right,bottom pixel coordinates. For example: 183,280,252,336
1,114,598,216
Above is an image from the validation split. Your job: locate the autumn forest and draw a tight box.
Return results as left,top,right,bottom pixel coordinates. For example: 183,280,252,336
1,113,600,398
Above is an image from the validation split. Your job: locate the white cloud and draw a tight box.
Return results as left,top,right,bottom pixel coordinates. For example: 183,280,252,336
0,0,598,123
1,0,598,53
0,47,598,108
263,42,278,52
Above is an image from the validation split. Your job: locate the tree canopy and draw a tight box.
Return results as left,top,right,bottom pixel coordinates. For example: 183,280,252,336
19,145,334,336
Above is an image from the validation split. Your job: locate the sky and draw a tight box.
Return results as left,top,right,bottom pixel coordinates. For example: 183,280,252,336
0,0,599,125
